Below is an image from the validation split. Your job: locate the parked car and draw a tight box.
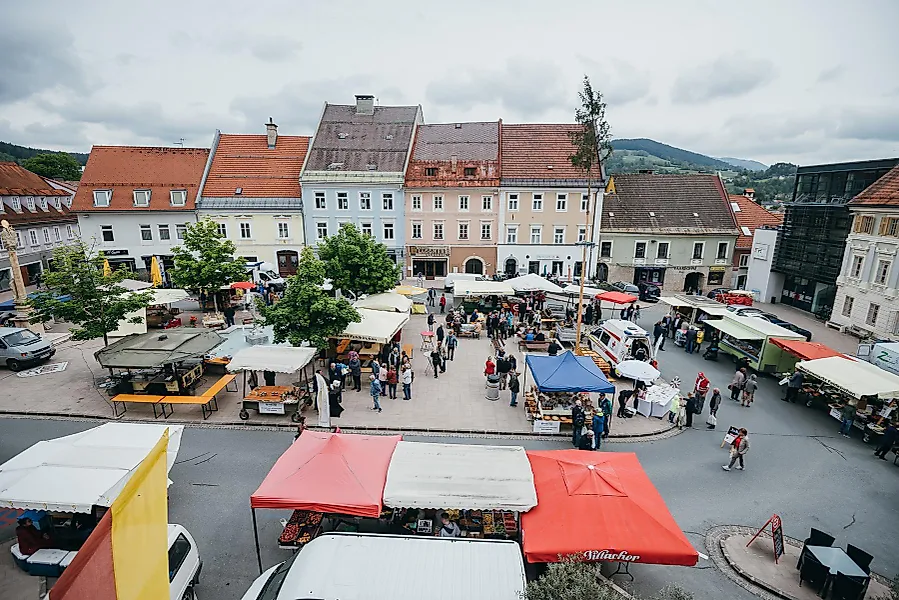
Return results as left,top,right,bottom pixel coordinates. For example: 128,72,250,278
610,281,641,295
726,305,764,317
168,524,202,600
0,326,56,371
748,312,813,341
706,287,730,298
636,282,661,303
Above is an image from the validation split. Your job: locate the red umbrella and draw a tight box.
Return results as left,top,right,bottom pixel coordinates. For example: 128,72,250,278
230,281,255,290
595,290,637,304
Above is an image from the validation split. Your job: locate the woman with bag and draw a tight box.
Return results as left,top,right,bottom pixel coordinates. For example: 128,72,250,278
723,428,750,471
742,374,758,407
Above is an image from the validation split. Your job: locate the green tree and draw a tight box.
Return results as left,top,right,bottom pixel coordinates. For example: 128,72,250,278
317,223,402,298
28,242,154,346
169,218,247,312
22,153,82,180
525,559,617,600
259,247,360,348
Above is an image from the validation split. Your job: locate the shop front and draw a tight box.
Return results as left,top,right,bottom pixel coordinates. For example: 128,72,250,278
408,245,449,279
450,246,497,277
103,249,136,272
708,265,726,286
634,266,665,287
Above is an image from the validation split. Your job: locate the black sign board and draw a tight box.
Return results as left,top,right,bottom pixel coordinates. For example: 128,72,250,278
771,515,785,561
102,249,129,257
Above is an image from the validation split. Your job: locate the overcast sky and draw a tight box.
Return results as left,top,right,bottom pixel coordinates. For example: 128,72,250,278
3,0,898,165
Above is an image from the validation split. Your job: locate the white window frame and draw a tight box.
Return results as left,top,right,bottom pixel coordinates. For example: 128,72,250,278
600,240,613,258
15,231,23,247
139,224,152,242
53,197,61,210
656,241,670,259
458,195,470,212
577,227,587,243
66,224,75,240
10,197,20,210
29,230,39,246
336,192,349,211
133,189,151,207
580,193,589,212
100,225,114,243
239,222,252,239
458,221,469,241
555,193,568,212
634,240,648,259
213,223,224,239
277,222,290,239
357,221,371,237
739,253,749,268
382,221,395,240
410,221,422,239
876,259,891,285
842,296,854,317
411,195,422,211
692,241,705,260
170,190,187,207
553,227,565,244
506,225,518,244
433,221,445,240
716,241,729,260
359,192,372,211
93,190,111,207
316,222,329,240
530,225,542,244
433,195,444,212
314,192,326,210
160,224,172,240
867,302,880,326
481,195,493,212
42,227,51,243
850,255,864,279
26,197,34,210
382,192,394,211
532,193,543,212
39,197,46,209
175,224,187,240
507,193,519,212
480,222,492,241
53,226,61,242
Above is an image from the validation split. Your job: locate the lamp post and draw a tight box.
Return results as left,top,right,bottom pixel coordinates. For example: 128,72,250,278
0,219,42,333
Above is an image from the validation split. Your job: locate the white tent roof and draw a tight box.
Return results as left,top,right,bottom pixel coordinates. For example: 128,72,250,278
797,355,899,400
334,308,410,344
505,273,564,293
706,314,804,340
118,279,153,291
0,423,183,512
561,283,604,297
354,292,413,313
454,280,516,297
147,288,189,304
227,345,317,374
383,442,538,511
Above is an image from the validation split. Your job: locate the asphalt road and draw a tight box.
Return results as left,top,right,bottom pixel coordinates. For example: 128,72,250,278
2,305,898,599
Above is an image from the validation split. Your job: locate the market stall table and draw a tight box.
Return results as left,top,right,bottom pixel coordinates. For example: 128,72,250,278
637,384,679,417
420,330,435,352
524,352,615,433
227,345,317,421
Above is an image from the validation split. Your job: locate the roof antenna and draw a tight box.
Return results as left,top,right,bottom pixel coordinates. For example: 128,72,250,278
173,138,185,147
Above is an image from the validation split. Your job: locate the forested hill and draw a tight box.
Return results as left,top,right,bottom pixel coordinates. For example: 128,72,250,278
610,138,734,170
0,141,89,165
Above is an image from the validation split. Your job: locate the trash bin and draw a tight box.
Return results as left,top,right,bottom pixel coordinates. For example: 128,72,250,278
485,374,500,401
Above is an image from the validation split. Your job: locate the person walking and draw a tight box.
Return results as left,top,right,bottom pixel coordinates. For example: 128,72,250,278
694,372,710,412
784,369,803,403
401,364,413,400
874,421,898,459
431,348,442,379
508,371,520,407
741,374,758,407
348,351,362,392
438,341,447,373
684,393,696,428
730,368,746,401
446,331,457,361
378,361,388,396
722,428,750,471
439,293,447,314
369,374,382,413
592,410,605,450
427,312,435,332
685,327,698,354
436,324,445,346
839,401,857,437
386,365,398,399
572,399,586,447
653,320,666,351
633,305,641,323
427,287,436,307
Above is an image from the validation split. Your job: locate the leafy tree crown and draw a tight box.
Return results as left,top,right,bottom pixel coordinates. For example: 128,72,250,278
169,218,247,294
317,223,402,298
22,153,82,181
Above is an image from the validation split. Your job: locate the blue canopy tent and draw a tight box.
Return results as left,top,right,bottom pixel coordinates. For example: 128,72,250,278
525,352,615,394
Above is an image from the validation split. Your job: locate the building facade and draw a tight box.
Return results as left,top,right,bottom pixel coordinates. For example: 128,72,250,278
772,158,899,313
598,174,740,292
302,95,423,264
498,124,602,280
404,121,500,278
197,123,310,276
729,193,782,290
831,165,899,338
72,146,209,277
0,162,78,289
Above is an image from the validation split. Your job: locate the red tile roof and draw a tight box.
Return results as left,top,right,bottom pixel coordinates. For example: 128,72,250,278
202,134,310,198
849,164,899,206
500,124,600,180
730,194,783,248
72,146,209,212
0,162,70,196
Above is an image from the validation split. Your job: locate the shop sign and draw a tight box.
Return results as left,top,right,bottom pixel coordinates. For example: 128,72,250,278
746,514,785,563
583,550,641,562
829,407,842,420
709,266,726,273
533,419,561,434
103,249,129,256
409,246,450,257
332,333,385,344
258,402,286,415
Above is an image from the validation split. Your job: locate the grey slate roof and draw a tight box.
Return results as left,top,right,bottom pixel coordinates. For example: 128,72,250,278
601,173,739,234
412,122,499,161
304,104,421,173
197,197,303,210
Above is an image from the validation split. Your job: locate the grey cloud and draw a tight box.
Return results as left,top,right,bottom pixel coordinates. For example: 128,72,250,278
426,58,566,119
671,54,776,103
248,37,303,62
0,24,87,104
0,119,91,152
816,65,845,84
576,57,652,106
833,107,899,142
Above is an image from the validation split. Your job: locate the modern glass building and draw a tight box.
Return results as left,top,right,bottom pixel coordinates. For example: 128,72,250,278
773,158,899,313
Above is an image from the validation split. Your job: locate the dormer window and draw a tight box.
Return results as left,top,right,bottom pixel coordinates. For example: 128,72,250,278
10,197,20,210
39,197,47,209
53,197,61,210
26,197,35,210
425,167,438,177
170,190,187,207
133,190,150,207
93,190,111,207
464,167,476,177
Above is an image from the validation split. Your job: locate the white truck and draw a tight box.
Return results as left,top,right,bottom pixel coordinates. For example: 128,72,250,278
858,341,899,377
246,262,286,291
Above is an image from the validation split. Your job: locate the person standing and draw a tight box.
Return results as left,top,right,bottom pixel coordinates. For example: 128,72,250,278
694,372,710,411
730,368,746,401
386,365,398,399
547,339,562,357
653,320,666,351
348,351,362,392
439,293,447,314
709,387,722,417
427,312,435,332
585,303,594,327
484,356,496,381
592,409,605,450
401,364,413,400
496,353,511,390
685,327,698,354
633,305,641,323
508,354,518,374
572,399,586,447
428,287,436,307
446,331,457,361
508,371,520,407
223,304,236,327
722,428,750,471
369,374,382,413
784,370,803,403
874,421,898,459
436,324,445,346
431,348,442,379
600,393,613,438
684,393,696,428
741,374,758,407
839,401,857,437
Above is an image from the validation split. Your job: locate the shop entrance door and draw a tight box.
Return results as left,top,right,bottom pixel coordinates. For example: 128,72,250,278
504,258,517,276
412,259,447,279
464,258,484,274
683,271,704,294
596,263,608,281
277,251,299,277
552,261,564,276
528,261,540,274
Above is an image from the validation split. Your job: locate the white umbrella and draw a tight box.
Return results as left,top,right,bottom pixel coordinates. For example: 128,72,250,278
505,273,564,293
615,360,660,383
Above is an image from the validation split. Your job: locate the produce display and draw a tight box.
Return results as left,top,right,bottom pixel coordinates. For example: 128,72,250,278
278,510,323,547
388,507,518,540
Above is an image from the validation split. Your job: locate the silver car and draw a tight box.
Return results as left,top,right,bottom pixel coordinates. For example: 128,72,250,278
0,327,55,371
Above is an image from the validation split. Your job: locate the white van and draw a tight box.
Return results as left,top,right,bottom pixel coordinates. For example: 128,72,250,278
586,319,654,366
168,524,202,600
240,533,526,600
0,326,56,371
246,262,286,290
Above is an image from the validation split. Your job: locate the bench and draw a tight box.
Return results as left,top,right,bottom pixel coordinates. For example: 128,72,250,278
158,374,236,420
518,340,550,353
110,394,167,418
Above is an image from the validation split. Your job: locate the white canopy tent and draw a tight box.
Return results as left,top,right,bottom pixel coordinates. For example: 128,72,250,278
797,356,899,400
334,308,410,344
454,280,516,297
0,423,183,512
109,287,191,337
227,345,318,374
505,273,564,294
383,442,538,511
354,292,413,313
560,283,605,298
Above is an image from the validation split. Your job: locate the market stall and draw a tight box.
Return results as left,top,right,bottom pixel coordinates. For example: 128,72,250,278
382,441,537,541
506,273,564,294
227,345,318,421
248,431,401,571
658,294,730,327
704,315,804,372
523,352,615,433
521,450,699,568
796,356,899,441
354,292,413,313
453,280,516,313
330,308,410,367
768,338,842,374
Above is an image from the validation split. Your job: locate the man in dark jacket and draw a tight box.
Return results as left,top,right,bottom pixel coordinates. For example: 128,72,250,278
875,421,898,459
430,349,441,378
685,327,698,354
436,324,445,345
547,340,562,356
496,354,511,390
653,320,666,351
508,371,521,407
571,400,586,447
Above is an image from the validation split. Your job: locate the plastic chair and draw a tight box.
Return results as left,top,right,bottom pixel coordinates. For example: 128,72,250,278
846,544,873,574
830,572,867,600
799,552,829,591
797,528,835,568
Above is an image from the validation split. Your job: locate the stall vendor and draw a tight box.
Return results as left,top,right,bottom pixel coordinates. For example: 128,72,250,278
16,517,52,556
438,512,461,537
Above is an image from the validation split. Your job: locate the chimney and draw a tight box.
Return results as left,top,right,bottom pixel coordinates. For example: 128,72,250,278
355,94,375,116
266,117,278,149
451,155,458,172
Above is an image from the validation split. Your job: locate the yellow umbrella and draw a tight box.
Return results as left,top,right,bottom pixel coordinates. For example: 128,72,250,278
150,256,163,287
394,284,427,297
103,259,112,277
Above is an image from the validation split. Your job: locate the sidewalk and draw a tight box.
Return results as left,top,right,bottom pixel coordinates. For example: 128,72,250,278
0,540,42,600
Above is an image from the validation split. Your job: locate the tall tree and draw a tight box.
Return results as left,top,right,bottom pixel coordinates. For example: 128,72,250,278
525,559,616,600
28,242,154,346
169,218,247,312
22,153,83,180
569,75,613,349
259,247,360,348
317,223,402,298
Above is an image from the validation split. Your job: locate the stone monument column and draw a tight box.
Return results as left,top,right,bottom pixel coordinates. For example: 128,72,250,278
1,219,43,333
